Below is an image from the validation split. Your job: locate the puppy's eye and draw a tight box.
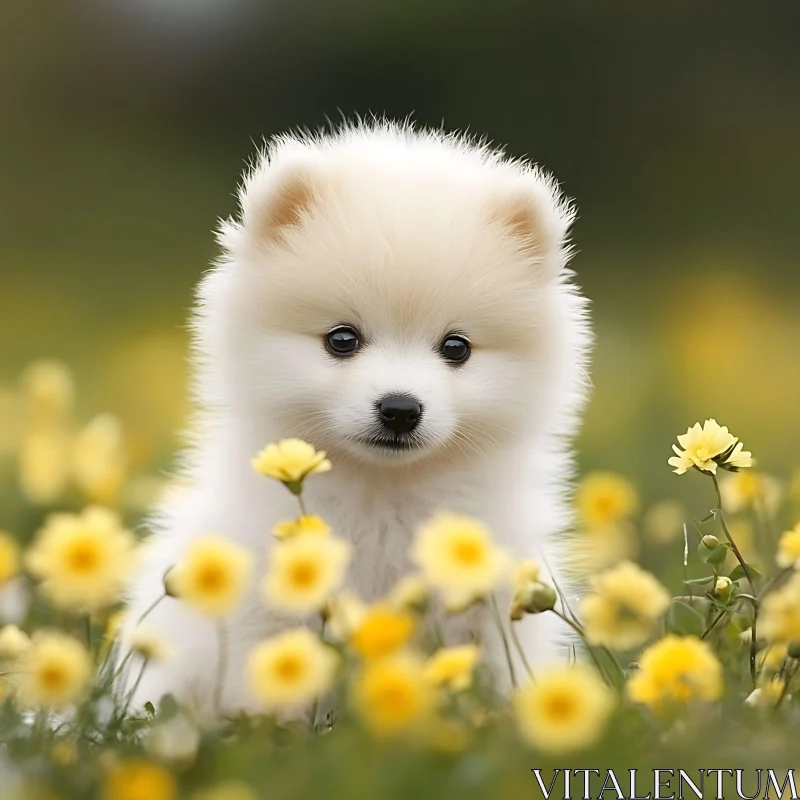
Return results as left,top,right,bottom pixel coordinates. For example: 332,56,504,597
325,326,361,356
440,335,471,364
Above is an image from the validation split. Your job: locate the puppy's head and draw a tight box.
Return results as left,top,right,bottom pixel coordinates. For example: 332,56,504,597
204,125,586,469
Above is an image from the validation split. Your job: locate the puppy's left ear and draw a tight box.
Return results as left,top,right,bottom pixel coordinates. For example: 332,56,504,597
488,171,575,279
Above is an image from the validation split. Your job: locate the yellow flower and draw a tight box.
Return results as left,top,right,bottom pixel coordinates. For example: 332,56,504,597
721,471,783,516
247,628,337,711
21,360,74,421
19,427,72,505
423,716,471,754
26,507,137,611
627,635,723,711
412,512,510,609
0,531,21,586
0,625,31,659
130,628,172,663
668,419,751,475
760,573,800,643
581,561,670,651
325,591,367,640
513,666,614,753
251,438,331,487
643,501,686,544
424,645,480,691
576,473,638,528
352,652,435,737
15,631,92,709
193,782,258,800
170,536,252,618
777,524,800,569
272,515,331,540
263,535,350,613
103,760,176,800
72,413,126,505
349,605,415,659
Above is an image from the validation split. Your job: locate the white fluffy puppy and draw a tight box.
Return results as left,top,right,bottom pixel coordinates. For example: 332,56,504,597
121,121,592,718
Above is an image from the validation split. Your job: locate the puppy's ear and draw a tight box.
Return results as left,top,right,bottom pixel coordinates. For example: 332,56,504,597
239,152,320,245
488,172,575,279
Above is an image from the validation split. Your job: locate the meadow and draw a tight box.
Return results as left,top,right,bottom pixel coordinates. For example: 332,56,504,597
1,360,800,799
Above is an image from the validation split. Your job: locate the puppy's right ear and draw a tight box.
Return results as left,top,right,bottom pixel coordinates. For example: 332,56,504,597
239,152,320,245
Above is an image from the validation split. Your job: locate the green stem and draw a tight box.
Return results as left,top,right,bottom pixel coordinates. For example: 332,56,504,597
489,594,517,689
710,472,758,685
214,623,228,717
509,621,535,680
311,616,327,731
297,494,308,516
121,660,148,719
550,609,624,687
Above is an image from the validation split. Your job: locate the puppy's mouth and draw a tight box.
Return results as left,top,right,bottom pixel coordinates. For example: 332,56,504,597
354,432,426,452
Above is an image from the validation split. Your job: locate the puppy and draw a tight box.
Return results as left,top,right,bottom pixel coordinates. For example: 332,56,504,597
121,121,592,718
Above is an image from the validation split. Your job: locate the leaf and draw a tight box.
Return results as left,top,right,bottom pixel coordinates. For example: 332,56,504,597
667,600,706,637
144,702,156,718
685,576,715,588
729,563,762,583
699,543,729,566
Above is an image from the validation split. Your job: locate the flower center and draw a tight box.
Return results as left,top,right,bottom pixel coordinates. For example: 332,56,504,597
452,539,484,566
39,664,67,691
290,560,319,589
66,541,101,574
544,691,577,722
375,682,414,717
197,564,227,593
274,654,304,683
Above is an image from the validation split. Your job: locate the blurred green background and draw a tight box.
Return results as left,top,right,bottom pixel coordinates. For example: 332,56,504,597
2,0,800,513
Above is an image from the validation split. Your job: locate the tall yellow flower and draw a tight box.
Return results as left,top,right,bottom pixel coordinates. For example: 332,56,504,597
424,645,480,692
412,513,509,610
72,413,126,505
576,473,638,528
263,535,350,613
273,515,331,541
352,652,435,737
760,574,800,643
668,419,752,475
349,605,415,659
251,439,331,487
103,760,176,800
15,631,92,709
627,635,723,711
0,531,21,586
247,628,337,711
325,591,367,641
513,666,614,753
26,507,137,611
170,536,252,618
776,524,800,569
581,561,671,651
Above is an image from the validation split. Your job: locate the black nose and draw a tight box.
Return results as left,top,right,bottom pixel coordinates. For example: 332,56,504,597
378,394,422,434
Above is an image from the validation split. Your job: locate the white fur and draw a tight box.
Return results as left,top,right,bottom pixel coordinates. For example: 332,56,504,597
120,121,592,719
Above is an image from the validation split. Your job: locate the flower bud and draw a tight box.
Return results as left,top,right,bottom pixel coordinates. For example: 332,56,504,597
702,535,721,549
715,576,733,598
512,583,557,617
